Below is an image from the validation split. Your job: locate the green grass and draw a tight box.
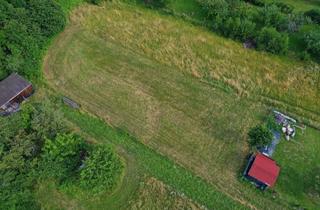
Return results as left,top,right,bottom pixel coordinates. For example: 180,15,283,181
273,128,320,209
43,2,320,209
61,107,246,210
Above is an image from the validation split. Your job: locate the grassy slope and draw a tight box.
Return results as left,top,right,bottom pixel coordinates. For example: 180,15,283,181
60,108,246,210
43,1,320,209
79,3,320,123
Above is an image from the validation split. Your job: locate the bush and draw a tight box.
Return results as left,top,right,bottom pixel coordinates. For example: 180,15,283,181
286,13,311,33
305,9,320,24
248,125,273,148
256,4,289,31
274,2,293,14
303,29,320,58
256,27,289,54
223,17,256,40
243,0,266,7
80,145,123,193
87,0,103,5
0,102,66,210
40,133,86,181
299,51,311,61
144,0,168,8
197,0,230,20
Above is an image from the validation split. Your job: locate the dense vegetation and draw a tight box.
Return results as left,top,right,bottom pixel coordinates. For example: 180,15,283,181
80,144,123,193
248,124,273,148
139,0,320,60
143,0,168,8
196,0,320,57
0,102,123,209
0,0,66,80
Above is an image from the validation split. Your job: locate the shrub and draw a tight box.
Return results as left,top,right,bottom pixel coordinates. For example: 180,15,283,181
80,145,123,193
40,133,86,181
87,0,103,5
197,0,230,20
256,27,289,54
299,51,311,61
305,9,320,24
286,13,311,33
223,17,256,40
248,124,273,148
144,0,168,8
256,4,288,30
274,2,293,14
243,0,266,7
303,29,320,58
0,102,67,210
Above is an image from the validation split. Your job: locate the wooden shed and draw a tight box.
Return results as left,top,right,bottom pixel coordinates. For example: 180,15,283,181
0,73,33,112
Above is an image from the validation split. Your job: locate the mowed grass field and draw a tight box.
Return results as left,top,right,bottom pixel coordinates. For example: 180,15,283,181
44,2,320,209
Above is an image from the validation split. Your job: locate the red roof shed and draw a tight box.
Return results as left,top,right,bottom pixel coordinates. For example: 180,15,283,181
247,153,280,187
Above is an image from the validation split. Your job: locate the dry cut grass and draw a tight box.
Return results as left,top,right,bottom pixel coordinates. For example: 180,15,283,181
130,177,203,210
71,3,320,124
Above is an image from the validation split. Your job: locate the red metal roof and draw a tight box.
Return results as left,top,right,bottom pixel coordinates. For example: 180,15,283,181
248,153,280,187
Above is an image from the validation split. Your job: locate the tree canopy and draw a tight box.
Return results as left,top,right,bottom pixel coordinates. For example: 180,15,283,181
0,0,66,80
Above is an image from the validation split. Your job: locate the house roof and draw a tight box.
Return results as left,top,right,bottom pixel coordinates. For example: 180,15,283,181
0,73,32,107
248,153,280,187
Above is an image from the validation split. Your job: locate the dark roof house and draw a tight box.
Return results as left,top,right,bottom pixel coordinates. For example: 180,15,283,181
244,153,280,189
0,73,33,111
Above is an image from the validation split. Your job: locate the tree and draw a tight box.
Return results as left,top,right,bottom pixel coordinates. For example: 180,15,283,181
0,105,41,210
274,2,293,14
80,145,123,193
248,125,273,148
40,133,86,181
144,0,168,8
303,28,320,59
27,0,66,38
243,0,266,7
305,9,320,24
256,27,288,54
256,4,289,31
197,0,230,20
0,0,66,80
87,0,104,5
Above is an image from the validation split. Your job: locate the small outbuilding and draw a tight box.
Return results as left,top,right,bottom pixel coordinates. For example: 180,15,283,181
0,73,33,113
243,153,280,190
